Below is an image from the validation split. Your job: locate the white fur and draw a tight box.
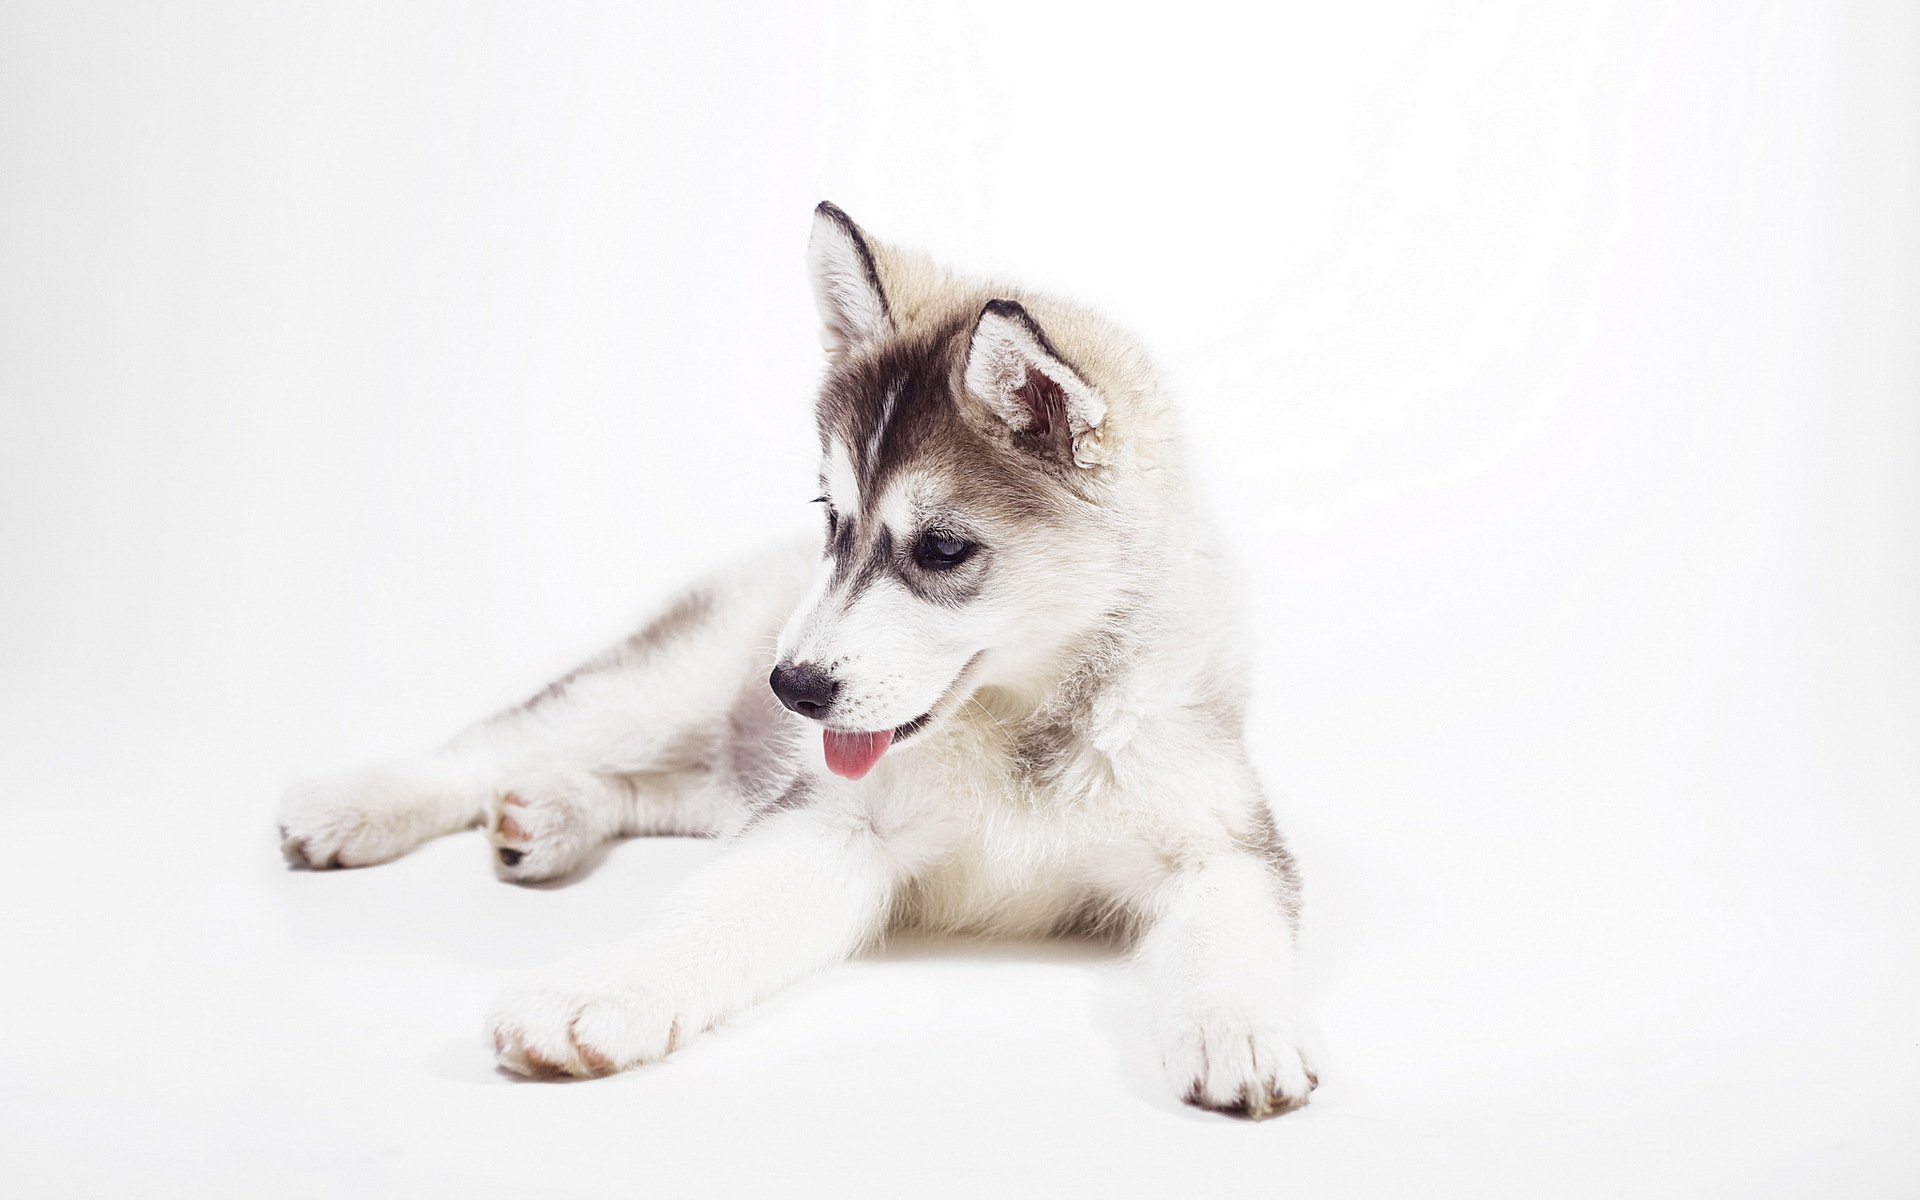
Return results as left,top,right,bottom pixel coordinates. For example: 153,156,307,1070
281,209,1322,1119
807,205,891,355
823,438,859,511
490,803,906,1074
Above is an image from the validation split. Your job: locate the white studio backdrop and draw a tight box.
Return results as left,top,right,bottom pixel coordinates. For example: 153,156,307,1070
2,2,1916,1196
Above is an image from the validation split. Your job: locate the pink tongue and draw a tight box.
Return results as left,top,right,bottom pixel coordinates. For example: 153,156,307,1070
822,729,893,780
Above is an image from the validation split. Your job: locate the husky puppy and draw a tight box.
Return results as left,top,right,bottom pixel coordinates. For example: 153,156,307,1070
278,203,1323,1118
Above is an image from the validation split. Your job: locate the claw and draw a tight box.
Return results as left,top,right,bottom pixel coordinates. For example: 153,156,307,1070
1243,1089,1275,1121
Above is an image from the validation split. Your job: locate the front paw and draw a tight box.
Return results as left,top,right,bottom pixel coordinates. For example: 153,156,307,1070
1162,1006,1323,1120
486,975,690,1078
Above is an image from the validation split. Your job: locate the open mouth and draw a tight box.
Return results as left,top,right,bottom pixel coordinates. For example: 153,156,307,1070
818,656,980,781
819,713,927,782
892,712,934,740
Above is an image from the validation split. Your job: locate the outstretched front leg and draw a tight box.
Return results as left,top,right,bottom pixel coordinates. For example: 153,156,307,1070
1135,821,1324,1120
488,800,903,1076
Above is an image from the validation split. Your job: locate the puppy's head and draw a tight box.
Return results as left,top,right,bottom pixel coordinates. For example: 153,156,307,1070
771,204,1160,780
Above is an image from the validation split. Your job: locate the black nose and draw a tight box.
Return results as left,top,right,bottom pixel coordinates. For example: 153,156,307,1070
769,662,839,719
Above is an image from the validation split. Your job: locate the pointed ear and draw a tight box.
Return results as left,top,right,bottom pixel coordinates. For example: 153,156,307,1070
807,202,892,357
963,299,1110,467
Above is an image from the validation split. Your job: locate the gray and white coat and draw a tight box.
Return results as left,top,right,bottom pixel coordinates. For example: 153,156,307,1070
278,203,1322,1119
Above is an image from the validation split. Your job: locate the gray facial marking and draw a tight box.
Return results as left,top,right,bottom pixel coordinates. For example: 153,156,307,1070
817,316,973,504
811,308,1096,625
842,526,895,599
823,501,854,561
863,379,903,479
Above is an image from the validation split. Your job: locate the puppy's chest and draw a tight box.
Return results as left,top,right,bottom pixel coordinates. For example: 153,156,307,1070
889,750,1159,935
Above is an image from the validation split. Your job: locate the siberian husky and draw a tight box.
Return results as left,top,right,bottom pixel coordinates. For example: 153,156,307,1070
279,203,1323,1118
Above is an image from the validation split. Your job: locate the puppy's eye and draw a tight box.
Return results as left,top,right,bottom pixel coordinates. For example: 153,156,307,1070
812,496,838,539
912,531,976,571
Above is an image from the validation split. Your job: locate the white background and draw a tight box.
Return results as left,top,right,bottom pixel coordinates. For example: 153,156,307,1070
3,1,1916,1195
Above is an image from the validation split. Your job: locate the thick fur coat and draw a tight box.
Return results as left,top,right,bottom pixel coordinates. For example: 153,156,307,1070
279,204,1323,1118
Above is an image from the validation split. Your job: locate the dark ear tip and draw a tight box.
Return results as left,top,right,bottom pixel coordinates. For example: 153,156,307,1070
978,299,1043,341
815,200,851,223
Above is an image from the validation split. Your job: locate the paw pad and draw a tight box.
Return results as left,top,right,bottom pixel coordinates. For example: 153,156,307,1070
484,774,613,884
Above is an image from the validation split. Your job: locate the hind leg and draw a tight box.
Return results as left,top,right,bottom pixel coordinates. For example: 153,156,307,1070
279,738,733,877
279,645,744,873
279,750,497,870
483,766,733,883
280,552,812,874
